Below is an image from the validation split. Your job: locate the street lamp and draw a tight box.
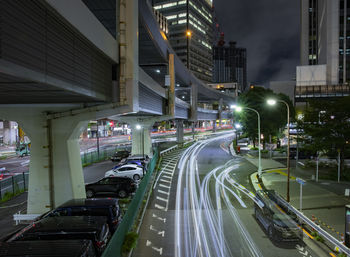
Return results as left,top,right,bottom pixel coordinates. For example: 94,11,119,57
233,105,262,177
267,98,291,202
136,124,145,176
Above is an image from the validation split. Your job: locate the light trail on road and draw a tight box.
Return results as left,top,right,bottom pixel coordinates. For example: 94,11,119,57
175,134,263,257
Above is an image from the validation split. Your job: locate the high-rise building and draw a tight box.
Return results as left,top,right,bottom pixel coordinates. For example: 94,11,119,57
297,0,350,101
152,0,214,83
212,34,247,93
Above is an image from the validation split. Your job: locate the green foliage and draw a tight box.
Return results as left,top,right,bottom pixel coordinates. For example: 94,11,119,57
250,147,259,150
236,87,294,143
338,253,347,257
0,189,26,203
300,96,350,173
121,232,139,253
315,234,324,242
261,149,269,154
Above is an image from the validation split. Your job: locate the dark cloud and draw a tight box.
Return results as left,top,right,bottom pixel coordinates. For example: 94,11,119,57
213,0,300,85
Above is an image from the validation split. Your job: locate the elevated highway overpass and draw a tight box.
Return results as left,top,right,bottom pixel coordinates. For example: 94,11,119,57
0,0,235,213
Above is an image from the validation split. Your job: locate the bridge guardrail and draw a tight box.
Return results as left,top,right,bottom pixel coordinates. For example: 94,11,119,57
274,192,350,255
102,149,159,257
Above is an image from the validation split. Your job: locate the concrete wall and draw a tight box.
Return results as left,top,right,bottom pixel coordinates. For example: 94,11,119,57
296,65,327,86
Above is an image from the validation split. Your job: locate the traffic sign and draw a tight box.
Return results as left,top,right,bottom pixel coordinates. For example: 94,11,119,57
296,177,306,186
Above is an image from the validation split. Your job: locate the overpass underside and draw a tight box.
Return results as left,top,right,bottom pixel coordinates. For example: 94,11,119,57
0,0,234,214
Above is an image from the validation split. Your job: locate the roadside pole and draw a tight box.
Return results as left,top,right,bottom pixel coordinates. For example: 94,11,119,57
296,178,306,212
338,149,341,183
316,152,319,182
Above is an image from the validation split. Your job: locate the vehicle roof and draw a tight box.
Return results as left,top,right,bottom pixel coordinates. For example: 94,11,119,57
0,240,94,257
59,198,118,208
28,216,107,233
116,164,140,168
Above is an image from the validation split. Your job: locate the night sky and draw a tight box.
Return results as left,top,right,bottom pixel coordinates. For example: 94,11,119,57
214,0,300,86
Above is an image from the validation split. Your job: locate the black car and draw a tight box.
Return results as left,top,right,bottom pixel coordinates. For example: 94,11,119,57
0,240,96,257
8,216,110,255
85,177,136,198
254,190,302,242
110,150,130,162
43,198,121,233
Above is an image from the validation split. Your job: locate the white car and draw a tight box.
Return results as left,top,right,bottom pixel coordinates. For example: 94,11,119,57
105,164,144,181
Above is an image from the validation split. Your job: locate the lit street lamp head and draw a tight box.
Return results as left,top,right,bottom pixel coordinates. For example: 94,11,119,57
235,106,242,112
186,30,192,37
267,99,277,106
136,124,142,130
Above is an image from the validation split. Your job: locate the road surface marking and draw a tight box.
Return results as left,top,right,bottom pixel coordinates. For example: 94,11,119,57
157,189,169,195
150,225,165,237
156,196,168,203
162,171,173,176
155,204,166,211
152,213,166,223
146,240,163,255
162,175,172,180
159,183,170,189
160,178,171,184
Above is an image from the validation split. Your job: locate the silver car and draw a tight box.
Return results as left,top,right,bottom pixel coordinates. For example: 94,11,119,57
105,164,144,181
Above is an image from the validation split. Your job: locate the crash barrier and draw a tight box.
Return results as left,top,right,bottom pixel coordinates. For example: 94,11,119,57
0,172,28,200
102,149,159,257
160,145,178,156
273,192,350,255
81,144,130,166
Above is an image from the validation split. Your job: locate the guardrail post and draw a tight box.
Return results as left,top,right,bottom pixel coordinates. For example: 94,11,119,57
12,176,15,194
23,172,26,190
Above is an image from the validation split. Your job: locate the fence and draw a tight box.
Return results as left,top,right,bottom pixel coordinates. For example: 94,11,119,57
0,172,28,200
102,149,159,257
81,145,130,166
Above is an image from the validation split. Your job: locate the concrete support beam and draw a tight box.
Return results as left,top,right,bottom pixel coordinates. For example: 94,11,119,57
176,120,184,144
168,54,175,117
218,98,223,128
190,84,198,121
0,107,87,214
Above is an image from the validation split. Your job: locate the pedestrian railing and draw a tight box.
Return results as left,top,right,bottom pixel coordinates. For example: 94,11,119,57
81,144,130,166
102,149,159,257
0,172,28,200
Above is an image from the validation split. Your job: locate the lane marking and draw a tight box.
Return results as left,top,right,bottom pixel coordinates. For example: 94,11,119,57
156,196,168,203
160,178,171,184
159,183,170,189
146,240,163,255
149,225,165,237
152,213,166,223
162,171,173,176
157,189,169,195
155,203,166,211
162,175,172,180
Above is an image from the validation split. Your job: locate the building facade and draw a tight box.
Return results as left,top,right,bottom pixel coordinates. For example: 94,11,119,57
212,38,247,93
297,0,350,102
152,0,214,83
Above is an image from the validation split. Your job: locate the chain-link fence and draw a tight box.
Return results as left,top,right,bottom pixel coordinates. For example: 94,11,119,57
0,172,28,200
81,146,130,166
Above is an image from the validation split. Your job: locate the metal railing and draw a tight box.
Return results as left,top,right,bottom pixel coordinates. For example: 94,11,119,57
274,192,350,255
0,172,28,200
102,149,159,257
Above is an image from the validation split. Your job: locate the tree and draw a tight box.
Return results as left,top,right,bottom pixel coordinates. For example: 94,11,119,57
299,96,350,175
235,87,295,148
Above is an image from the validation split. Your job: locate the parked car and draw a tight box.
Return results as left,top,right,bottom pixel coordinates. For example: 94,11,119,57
113,159,143,170
42,198,121,233
8,216,110,255
105,164,144,181
110,150,130,162
254,190,302,242
0,240,97,257
126,154,150,167
85,177,137,198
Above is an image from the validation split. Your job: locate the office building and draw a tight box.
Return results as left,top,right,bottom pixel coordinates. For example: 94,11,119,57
212,35,247,93
297,0,350,102
152,0,214,83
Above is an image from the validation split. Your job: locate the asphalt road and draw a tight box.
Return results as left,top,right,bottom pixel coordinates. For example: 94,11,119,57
134,133,324,257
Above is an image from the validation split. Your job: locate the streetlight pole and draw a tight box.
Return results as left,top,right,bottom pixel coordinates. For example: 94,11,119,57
233,106,262,177
267,99,291,202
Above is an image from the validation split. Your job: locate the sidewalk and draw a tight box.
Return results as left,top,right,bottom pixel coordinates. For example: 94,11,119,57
246,155,350,241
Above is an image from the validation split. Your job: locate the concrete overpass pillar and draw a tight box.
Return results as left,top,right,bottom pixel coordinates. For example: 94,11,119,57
0,108,88,214
130,122,152,157
218,98,223,128
213,120,217,132
176,120,184,144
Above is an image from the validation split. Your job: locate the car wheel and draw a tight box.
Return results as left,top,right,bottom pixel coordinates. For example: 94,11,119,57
133,174,140,181
86,190,94,198
118,189,127,198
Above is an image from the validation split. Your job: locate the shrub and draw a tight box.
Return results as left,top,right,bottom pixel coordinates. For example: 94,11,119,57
122,232,139,253
261,150,268,154
250,147,259,150
338,253,347,257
